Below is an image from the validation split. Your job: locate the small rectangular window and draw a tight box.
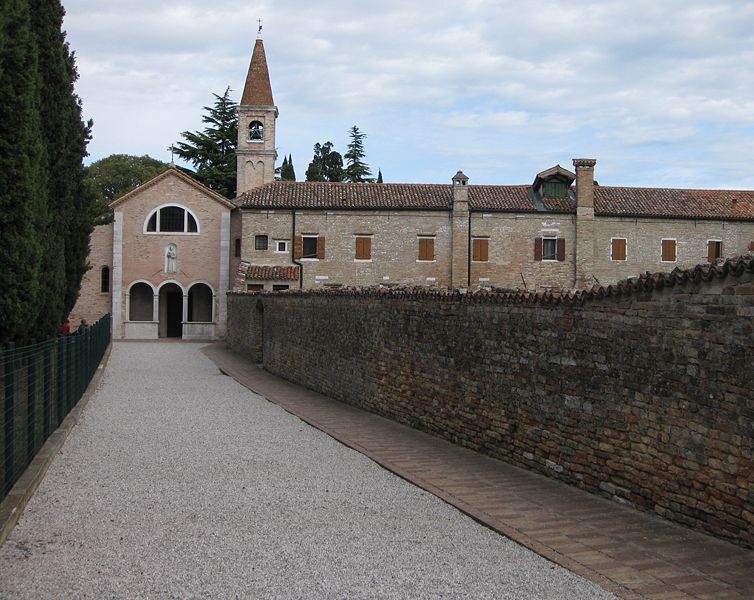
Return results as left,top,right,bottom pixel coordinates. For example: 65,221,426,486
100,266,110,293
234,238,241,258
542,237,557,261
611,238,627,261
255,235,268,250
472,238,489,262
355,236,372,260
418,237,435,261
707,240,722,262
272,284,289,291
275,240,289,253
302,236,319,258
246,284,264,292
661,239,676,262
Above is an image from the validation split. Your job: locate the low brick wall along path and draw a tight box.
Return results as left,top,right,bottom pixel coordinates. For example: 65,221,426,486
205,342,754,600
0,341,616,599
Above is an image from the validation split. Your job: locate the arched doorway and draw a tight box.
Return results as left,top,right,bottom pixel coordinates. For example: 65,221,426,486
159,283,183,338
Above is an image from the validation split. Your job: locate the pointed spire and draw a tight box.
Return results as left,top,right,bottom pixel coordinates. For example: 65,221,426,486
241,38,274,106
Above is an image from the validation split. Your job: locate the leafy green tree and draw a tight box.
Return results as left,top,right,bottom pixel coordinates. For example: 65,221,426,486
86,154,168,223
305,142,343,182
344,125,372,183
172,87,238,198
0,0,46,344
280,153,296,181
376,169,383,183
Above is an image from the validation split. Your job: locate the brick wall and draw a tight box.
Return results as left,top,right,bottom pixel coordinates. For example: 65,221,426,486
227,258,754,548
69,224,113,328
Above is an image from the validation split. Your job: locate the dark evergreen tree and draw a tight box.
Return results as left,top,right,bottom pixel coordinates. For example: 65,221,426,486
173,87,238,198
86,154,168,223
376,169,383,184
0,0,46,344
280,153,296,180
305,142,343,182
344,125,372,183
30,0,96,330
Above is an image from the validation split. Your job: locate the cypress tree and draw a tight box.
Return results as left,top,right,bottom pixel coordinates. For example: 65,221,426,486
288,154,296,181
29,0,95,334
376,169,383,184
0,0,46,344
280,153,296,181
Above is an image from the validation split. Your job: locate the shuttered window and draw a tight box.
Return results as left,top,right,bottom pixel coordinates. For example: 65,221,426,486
355,236,372,260
301,235,319,258
611,238,627,261
535,237,565,262
661,239,676,262
707,240,722,263
418,237,435,261
472,238,489,262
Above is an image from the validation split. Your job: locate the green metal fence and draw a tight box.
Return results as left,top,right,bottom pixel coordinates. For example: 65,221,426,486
1,314,111,502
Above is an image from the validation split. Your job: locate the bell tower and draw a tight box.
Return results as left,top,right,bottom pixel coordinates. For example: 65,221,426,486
236,35,278,195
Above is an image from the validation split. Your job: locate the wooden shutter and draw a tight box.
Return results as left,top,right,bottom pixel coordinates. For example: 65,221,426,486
293,235,303,259
556,238,566,262
418,238,434,260
750,241,754,252
534,238,542,261
316,236,326,260
707,241,716,263
661,239,676,262
355,237,371,260
611,238,626,261
472,239,488,262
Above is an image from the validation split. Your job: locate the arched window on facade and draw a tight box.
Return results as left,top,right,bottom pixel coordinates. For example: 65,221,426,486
129,282,154,321
145,205,199,234
248,120,264,142
100,266,110,293
187,283,213,323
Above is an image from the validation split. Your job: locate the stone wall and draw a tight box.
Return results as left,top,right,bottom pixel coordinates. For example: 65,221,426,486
227,258,754,548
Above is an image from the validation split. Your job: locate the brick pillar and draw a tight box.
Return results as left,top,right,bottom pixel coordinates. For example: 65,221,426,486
573,158,597,289
451,171,470,289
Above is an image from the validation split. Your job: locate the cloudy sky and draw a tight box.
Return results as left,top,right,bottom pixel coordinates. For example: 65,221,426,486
64,1,754,189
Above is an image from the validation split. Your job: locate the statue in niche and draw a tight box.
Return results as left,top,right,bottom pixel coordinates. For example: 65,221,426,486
165,244,178,273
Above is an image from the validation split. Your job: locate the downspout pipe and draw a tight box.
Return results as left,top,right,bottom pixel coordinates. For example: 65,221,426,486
467,212,472,288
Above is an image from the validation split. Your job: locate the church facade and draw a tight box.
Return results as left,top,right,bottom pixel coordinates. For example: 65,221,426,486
70,37,754,339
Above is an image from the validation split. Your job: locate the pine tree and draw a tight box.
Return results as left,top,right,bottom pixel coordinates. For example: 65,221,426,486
280,153,296,181
173,87,238,198
344,125,372,183
0,0,46,344
305,142,343,182
376,169,383,184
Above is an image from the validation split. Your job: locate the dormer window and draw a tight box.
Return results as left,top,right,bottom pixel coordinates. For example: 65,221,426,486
542,181,568,198
145,205,199,234
248,121,264,142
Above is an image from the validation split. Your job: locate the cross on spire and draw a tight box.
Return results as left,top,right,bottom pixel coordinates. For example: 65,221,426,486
257,19,263,38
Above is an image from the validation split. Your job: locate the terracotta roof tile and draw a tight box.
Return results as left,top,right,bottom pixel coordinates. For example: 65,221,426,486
595,186,754,221
241,39,274,106
237,181,754,221
245,265,299,281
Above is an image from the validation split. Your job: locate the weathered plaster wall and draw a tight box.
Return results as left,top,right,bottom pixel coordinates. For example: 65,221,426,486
227,259,754,547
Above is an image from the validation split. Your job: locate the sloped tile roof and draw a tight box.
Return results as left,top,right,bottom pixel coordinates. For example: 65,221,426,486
236,181,454,210
237,181,754,221
595,186,754,221
245,265,300,281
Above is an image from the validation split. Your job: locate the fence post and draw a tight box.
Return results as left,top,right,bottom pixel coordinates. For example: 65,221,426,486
56,337,65,428
43,343,51,438
3,342,15,496
26,343,37,464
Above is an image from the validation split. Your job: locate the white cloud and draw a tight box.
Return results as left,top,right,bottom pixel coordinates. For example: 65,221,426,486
63,0,754,188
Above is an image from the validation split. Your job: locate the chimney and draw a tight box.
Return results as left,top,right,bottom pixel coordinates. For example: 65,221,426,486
451,171,470,289
572,158,596,209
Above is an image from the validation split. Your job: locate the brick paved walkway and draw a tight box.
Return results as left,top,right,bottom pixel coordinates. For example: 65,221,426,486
203,343,754,600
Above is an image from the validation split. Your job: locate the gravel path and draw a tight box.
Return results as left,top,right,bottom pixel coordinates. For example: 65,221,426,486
0,342,615,599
